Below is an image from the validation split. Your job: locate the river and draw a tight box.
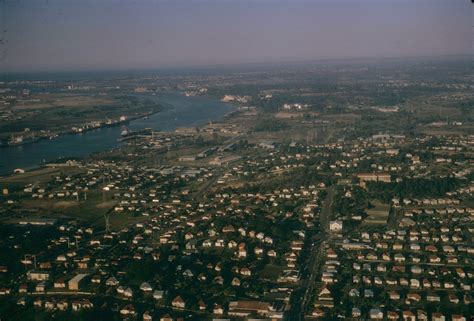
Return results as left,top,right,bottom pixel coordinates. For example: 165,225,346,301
0,94,235,176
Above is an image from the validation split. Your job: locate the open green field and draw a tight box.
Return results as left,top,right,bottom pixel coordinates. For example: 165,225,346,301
0,167,83,184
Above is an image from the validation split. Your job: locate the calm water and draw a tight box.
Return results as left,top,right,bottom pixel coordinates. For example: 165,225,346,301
0,94,234,176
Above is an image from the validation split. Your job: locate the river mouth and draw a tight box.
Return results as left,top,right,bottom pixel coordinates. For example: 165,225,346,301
0,93,235,176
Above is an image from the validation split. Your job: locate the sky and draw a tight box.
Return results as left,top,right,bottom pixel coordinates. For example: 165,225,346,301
0,0,472,71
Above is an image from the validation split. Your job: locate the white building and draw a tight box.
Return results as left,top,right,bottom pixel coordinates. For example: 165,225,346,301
329,220,343,232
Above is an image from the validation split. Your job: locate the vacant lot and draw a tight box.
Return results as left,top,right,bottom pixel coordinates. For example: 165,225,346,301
0,167,83,184
12,94,114,110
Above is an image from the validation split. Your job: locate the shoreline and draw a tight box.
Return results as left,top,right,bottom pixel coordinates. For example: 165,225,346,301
0,109,161,149
0,94,236,177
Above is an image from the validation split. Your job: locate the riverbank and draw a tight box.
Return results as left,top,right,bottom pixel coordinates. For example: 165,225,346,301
0,93,235,176
0,109,163,149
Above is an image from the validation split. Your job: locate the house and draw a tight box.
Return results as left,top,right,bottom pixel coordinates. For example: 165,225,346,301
214,276,224,285
68,273,88,291
123,287,133,298
426,292,441,302
352,307,361,318
240,268,251,276
312,308,325,317
171,296,185,309
357,173,391,188
222,225,235,233
228,240,238,248
57,300,68,311
416,310,428,321
369,308,383,320
228,301,273,317
410,279,420,289
349,288,359,297
254,247,264,255
402,310,416,321
18,284,28,293
327,248,338,258
120,304,136,316
376,264,387,272
45,299,56,311
27,271,50,281
54,278,66,289
34,298,43,308
71,299,93,311
160,314,173,321
106,276,119,286
238,243,247,258
318,287,332,301
213,304,224,315
448,293,459,304
422,279,431,288
407,292,421,302
329,220,343,232
387,311,399,320
389,291,400,300
198,300,207,311
36,281,46,292
393,243,403,250
411,265,423,274
231,277,241,287
183,269,194,278
364,289,374,298
314,286,334,308
432,313,446,321
140,282,153,292
143,311,153,321
91,275,101,284
153,290,165,300
394,253,405,263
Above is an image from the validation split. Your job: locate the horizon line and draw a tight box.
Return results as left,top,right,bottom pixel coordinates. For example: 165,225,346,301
1,53,472,76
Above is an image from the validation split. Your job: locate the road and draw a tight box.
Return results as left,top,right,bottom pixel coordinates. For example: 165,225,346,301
299,185,335,320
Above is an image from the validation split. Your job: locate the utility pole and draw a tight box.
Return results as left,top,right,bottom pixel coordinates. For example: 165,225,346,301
104,213,110,234
75,235,80,249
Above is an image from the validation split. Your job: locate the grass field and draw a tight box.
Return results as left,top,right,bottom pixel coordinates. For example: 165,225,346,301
12,94,114,110
0,167,83,184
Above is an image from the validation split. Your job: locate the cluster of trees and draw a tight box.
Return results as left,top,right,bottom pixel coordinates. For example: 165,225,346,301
368,176,461,202
240,167,329,192
253,117,288,132
332,186,368,218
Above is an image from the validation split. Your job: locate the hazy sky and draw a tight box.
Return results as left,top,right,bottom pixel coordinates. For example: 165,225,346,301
0,0,472,71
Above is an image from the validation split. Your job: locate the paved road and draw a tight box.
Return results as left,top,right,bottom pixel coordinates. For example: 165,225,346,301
299,186,335,320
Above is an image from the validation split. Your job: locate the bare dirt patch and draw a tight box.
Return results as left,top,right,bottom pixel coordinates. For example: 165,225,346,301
54,201,77,209
96,201,118,209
